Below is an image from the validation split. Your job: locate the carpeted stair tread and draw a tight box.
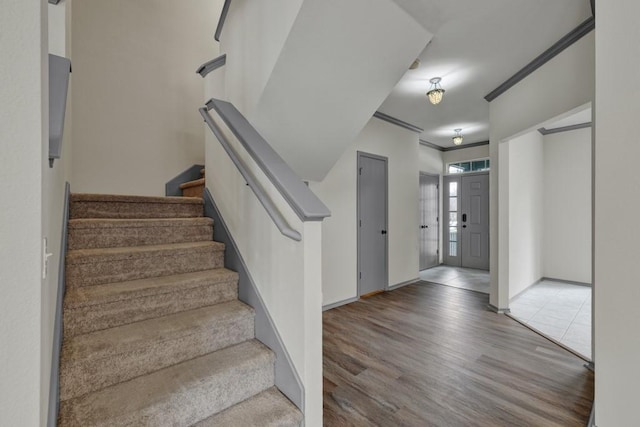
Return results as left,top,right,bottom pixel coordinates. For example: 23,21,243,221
69,217,212,229
63,269,238,336
59,340,275,426
68,217,214,249
67,241,223,263
66,241,225,288
70,193,203,204
195,387,302,427
70,193,203,219
60,301,255,400
179,177,205,190
64,269,237,309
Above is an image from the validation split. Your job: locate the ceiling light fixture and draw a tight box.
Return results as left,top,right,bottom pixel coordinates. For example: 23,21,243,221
426,77,445,105
452,129,463,145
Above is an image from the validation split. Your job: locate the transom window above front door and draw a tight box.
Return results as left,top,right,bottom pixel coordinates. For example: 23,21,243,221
448,158,490,174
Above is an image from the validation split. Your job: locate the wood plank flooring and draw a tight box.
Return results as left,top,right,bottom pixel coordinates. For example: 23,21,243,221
323,281,593,426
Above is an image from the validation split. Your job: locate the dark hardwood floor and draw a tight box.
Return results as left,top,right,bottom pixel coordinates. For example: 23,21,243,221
323,281,593,426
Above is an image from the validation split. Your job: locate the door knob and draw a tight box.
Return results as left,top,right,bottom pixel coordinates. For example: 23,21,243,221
381,230,387,235
463,225,467,228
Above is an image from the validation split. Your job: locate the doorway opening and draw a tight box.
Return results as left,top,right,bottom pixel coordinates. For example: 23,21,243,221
501,104,593,361
357,151,388,298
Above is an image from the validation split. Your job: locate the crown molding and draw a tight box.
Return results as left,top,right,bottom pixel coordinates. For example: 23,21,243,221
419,139,444,151
485,17,595,102
538,122,592,135
373,111,424,133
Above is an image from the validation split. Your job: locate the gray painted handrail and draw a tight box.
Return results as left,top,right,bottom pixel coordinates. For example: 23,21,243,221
49,54,71,167
196,54,226,78
200,108,302,241
205,98,331,222
214,0,232,42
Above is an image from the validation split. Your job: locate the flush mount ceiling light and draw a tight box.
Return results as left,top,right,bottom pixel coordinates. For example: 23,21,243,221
452,128,463,145
426,77,445,105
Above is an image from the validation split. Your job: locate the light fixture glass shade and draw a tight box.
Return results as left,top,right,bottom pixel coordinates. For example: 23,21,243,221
426,77,445,105
427,88,445,105
452,128,463,145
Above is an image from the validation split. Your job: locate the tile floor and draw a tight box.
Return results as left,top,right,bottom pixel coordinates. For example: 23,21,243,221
419,265,490,294
509,280,592,360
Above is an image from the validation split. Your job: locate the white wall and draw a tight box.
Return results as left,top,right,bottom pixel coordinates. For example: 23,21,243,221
40,2,74,425
594,1,640,424
204,109,322,425
312,118,436,306
221,0,304,117
419,144,443,175
505,132,544,298
489,32,594,308
71,0,222,196
0,1,47,424
543,128,591,283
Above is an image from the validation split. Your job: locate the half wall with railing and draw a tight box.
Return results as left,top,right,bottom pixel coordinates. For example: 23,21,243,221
199,92,329,425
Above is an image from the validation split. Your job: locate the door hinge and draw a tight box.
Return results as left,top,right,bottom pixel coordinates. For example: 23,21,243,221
359,167,363,175
359,219,362,227
359,272,362,279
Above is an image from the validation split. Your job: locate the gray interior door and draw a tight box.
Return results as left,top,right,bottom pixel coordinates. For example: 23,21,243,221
460,173,490,270
420,173,439,270
358,152,388,296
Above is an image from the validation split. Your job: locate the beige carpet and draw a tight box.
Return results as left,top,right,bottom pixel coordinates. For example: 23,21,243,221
59,193,301,426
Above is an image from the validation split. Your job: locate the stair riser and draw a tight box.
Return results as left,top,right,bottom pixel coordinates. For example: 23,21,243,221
59,350,274,426
64,281,237,337
182,184,205,198
68,224,213,250
70,201,203,219
66,249,224,288
195,388,303,427
60,313,255,400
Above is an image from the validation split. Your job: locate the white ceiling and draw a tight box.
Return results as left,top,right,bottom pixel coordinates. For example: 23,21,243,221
379,0,593,147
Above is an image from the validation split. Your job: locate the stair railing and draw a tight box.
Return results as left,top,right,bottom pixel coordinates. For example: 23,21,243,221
200,99,330,240
214,0,232,42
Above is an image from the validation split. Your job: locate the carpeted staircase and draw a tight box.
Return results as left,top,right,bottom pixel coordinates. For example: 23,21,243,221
180,168,206,198
58,193,302,426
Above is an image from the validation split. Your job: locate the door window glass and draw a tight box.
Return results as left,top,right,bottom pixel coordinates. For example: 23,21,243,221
448,181,458,257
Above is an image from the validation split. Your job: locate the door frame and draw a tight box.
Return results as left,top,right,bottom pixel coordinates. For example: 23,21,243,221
419,171,440,270
357,151,389,297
